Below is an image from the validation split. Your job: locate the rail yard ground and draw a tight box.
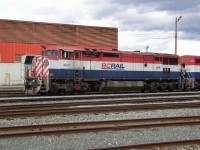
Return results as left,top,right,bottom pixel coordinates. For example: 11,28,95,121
0,87,200,149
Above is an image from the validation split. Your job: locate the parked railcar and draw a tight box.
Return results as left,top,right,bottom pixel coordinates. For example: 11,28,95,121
24,45,180,95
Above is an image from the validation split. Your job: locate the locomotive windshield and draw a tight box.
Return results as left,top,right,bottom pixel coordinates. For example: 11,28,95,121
52,50,58,57
45,50,52,56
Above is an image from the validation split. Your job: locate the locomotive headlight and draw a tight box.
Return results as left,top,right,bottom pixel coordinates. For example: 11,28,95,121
32,79,35,83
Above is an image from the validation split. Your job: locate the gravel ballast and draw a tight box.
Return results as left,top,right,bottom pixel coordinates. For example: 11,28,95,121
0,108,200,127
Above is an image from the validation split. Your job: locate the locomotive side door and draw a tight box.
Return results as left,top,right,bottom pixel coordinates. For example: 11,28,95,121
163,57,170,79
162,57,179,78
73,51,82,84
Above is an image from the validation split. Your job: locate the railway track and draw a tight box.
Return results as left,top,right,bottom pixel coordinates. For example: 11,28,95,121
0,98,200,118
0,91,200,103
94,139,200,150
0,86,199,98
1,94,200,109
1,92,200,149
0,86,24,97
0,115,200,139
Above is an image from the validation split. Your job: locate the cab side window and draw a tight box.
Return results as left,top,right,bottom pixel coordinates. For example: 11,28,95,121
75,52,79,59
61,51,73,59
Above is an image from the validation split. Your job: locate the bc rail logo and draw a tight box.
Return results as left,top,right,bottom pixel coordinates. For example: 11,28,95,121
101,63,125,70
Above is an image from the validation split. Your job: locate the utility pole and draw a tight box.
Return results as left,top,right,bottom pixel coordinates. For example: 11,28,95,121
175,16,182,55
145,45,149,53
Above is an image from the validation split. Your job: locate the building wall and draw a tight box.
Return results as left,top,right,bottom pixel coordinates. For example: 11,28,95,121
0,63,23,85
0,42,116,63
0,19,118,51
0,19,118,63
0,42,41,62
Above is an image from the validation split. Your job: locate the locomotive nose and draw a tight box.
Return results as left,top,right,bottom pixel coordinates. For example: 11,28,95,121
31,56,49,78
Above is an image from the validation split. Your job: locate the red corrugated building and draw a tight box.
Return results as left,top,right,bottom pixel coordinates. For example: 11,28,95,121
0,19,118,63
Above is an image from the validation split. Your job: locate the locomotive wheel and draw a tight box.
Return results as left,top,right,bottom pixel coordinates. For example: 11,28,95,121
157,85,163,92
150,82,156,92
168,82,176,91
51,82,74,95
51,82,59,95
64,82,74,94
90,82,100,92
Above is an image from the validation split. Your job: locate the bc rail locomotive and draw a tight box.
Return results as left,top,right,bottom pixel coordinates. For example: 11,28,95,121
23,45,200,95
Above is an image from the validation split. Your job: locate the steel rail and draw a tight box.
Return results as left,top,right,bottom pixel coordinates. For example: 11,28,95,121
1,91,200,102
0,102,200,118
92,139,200,150
0,116,200,138
1,95,200,111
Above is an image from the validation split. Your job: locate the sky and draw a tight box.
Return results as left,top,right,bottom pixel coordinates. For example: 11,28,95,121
0,0,200,56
